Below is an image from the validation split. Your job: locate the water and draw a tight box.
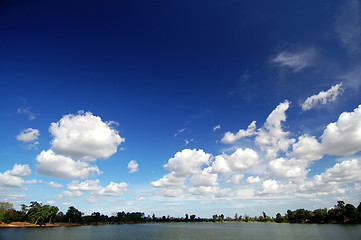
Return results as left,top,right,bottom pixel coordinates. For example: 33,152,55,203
1,222,360,240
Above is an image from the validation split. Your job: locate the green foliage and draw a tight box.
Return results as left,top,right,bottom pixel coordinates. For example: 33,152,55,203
275,213,283,223
25,201,59,225
66,206,83,223
1,200,361,225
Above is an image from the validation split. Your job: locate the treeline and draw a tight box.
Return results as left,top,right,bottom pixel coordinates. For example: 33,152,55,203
1,200,360,225
0,201,146,225
275,201,361,224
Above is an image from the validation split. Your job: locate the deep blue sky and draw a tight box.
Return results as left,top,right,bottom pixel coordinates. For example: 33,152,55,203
1,0,361,217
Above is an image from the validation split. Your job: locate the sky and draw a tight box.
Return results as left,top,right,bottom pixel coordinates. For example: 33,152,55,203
1,0,361,218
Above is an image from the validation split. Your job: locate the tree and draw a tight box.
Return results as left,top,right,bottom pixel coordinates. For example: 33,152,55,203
190,214,196,221
48,206,59,224
312,208,328,223
275,213,283,223
286,210,295,223
335,201,346,222
345,204,357,222
0,202,14,222
66,206,83,223
27,201,44,225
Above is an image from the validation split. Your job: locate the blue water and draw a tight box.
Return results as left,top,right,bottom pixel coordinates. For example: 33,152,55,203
1,222,360,240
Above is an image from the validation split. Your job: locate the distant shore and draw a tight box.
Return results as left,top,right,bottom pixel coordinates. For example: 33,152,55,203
0,222,82,228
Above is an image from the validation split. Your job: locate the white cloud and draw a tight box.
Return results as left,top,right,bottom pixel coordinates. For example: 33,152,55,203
246,176,261,184
68,179,100,191
335,0,361,54
151,149,212,197
36,150,102,179
320,104,361,155
57,190,83,199
49,111,125,161
213,125,221,131
221,121,256,144
299,159,361,195
301,83,344,111
26,179,37,184
16,128,40,142
190,168,218,187
128,160,139,173
8,164,31,177
268,158,309,179
0,164,31,188
0,172,24,188
290,134,323,161
163,149,211,177
259,179,291,195
97,182,128,196
48,181,63,188
271,48,316,72
212,148,259,174
255,100,295,160
67,179,128,196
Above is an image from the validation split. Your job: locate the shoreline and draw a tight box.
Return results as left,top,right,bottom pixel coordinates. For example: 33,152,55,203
0,222,82,228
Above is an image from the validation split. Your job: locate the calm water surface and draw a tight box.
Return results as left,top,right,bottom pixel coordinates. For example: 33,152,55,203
1,222,361,240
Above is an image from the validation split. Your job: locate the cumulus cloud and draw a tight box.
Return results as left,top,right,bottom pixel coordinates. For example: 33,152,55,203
163,149,211,177
259,179,291,195
246,176,261,184
320,104,361,155
127,160,139,173
152,100,361,202
67,179,128,196
49,111,124,161
190,168,218,187
36,150,102,179
301,83,344,111
299,159,361,195
0,173,24,188
48,181,63,188
211,148,259,174
271,48,316,72
0,164,31,188
290,134,323,161
151,172,187,188
57,190,83,199
16,128,40,142
255,100,295,160
36,111,125,179
97,182,128,196
221,121,256,144
268,158,309,180
8,164,31,177
68,179,100,191
151,149,212,197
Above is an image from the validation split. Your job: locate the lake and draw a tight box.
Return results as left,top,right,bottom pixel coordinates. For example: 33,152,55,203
1,222,361,240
